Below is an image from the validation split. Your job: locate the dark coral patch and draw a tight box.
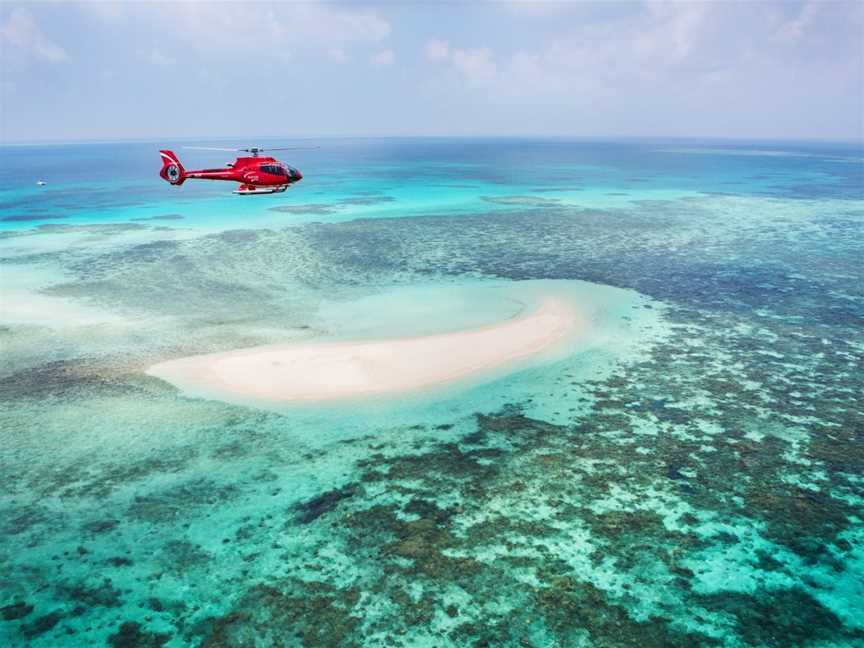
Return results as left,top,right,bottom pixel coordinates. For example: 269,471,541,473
1,601,33,620
194,582,360,647
696,588,862,647
107,621,171,648
2,213,69,222
59,579,122,608
82,519,119,534
294,484,356,524
20,610,64,638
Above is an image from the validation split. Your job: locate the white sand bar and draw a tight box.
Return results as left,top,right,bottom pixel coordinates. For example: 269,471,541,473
148,298,583,403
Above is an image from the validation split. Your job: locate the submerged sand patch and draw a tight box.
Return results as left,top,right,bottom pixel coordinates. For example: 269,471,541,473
148,297,583,403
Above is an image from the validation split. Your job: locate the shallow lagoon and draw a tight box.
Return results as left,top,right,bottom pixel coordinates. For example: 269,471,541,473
1,138,863,647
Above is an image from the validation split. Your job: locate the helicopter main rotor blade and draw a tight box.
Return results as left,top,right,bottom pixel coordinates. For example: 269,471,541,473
183,146,243,152
242,146,321,152
182,145,321,154
269,146,320,150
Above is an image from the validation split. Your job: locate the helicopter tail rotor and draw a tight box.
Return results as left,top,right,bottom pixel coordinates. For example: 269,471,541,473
159,150,187,185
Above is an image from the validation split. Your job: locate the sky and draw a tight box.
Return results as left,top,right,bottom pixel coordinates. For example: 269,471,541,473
1,1,862,143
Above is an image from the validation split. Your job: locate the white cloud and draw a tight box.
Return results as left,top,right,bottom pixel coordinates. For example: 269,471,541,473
775,0,823,44
450,47,496,82
370,49,395,68
79,2,391,68
425,39,496,83
0,8,67,62
139,48,175,67
417,1,863,138
165,3,389,49
425,39,450,62
508,50,564,92
329,48,349,63
505,0,841,91
5,0,861,141
311,5,390,43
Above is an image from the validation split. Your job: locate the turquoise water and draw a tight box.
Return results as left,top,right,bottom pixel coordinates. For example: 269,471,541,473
1,138,863,646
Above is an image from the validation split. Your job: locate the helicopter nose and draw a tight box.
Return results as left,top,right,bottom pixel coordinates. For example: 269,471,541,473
293,169,303,181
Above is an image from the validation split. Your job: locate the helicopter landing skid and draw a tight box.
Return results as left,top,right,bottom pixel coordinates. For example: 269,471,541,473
233,184,289,195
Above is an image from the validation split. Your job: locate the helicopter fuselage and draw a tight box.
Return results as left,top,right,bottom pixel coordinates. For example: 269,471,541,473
159,150,303,195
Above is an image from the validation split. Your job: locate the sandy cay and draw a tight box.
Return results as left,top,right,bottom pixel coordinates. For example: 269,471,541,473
147,297,583,402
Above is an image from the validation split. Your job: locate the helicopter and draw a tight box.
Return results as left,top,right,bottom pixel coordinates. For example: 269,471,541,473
158,146,311,195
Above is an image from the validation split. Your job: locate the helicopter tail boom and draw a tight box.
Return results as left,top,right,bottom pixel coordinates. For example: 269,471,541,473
159,150,187,185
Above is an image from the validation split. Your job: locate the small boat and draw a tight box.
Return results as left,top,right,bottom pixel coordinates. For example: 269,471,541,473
37,181,47,186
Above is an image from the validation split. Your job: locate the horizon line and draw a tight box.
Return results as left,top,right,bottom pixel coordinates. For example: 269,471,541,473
2,133,863,147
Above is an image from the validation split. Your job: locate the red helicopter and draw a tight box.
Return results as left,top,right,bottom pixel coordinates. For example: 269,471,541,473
158,146,308,195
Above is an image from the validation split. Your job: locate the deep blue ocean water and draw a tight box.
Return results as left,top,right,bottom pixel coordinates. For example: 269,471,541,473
1,138,863,647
